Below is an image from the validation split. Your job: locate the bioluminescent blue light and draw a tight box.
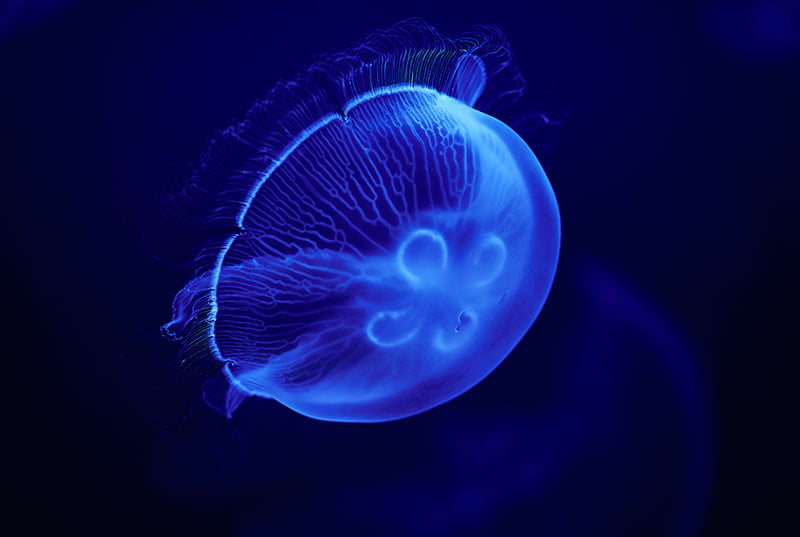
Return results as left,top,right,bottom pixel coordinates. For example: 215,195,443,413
162,19,560,422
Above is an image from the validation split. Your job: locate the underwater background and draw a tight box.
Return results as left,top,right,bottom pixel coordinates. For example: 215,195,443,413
1,0,797,536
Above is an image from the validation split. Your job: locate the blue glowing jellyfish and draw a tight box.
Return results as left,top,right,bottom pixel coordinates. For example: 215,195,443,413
162,19,560,422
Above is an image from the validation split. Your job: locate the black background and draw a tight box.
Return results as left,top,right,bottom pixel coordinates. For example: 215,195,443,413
2,0,798,536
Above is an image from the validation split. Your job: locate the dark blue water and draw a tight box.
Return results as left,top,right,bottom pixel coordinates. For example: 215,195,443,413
1,1,797,536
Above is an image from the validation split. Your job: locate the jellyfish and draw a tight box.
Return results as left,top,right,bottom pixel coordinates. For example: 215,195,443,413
162,19,560,422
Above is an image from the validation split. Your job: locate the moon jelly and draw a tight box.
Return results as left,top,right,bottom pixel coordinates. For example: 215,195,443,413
162,19,560,422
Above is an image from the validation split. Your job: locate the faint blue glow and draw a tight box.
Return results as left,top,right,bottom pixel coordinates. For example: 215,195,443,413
0,0,77,38
708,0,800,60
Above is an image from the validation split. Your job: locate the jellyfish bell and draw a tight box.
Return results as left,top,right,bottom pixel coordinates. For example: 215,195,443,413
162,19,561,422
